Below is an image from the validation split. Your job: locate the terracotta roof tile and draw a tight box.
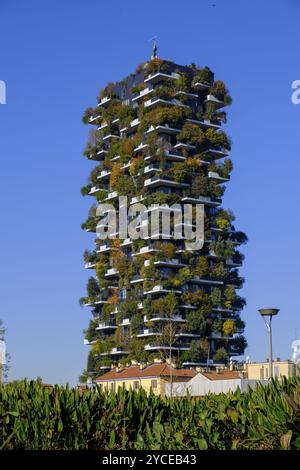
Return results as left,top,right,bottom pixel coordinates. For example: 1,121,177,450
95,363,196,382
200,370,240,381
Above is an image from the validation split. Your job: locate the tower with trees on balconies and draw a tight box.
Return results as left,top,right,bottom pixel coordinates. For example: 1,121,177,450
79,56,247,381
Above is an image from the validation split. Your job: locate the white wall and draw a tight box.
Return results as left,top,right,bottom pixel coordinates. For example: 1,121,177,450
166,376,267,396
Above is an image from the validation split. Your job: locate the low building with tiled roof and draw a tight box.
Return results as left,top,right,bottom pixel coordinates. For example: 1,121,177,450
95,362,196,395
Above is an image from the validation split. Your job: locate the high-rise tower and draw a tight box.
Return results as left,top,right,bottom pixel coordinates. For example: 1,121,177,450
80,58,247,380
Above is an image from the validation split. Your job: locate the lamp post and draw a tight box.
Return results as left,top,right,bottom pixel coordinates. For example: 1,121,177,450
258,308,279,379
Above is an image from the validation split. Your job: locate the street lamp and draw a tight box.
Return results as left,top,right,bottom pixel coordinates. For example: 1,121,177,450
258,308,280,379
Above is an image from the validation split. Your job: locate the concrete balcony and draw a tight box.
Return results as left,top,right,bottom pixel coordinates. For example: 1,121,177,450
181,195,221,207
164,150,186,162
136,328,162,338
95,244,116,254
208,171,230,183
144,176,189,189
96,322,117,331
97,121,108,131
175,332,201,338
146,124,181,135
204,94,225,109
189,276,224,286
143,204,182,215
130,276,147,285
132,87,154,102
102,134,120,143
98,96,112,107
226,258,242,267
144,97,189,109
118,318,131,327
144,344,190,351
83,339,97,345
88,149,108,161
89,114,101,125
84,261,96,269
130,195,144,205
144,71,180,84
144,164,162,175
205,147,230,160
174,90,198,99
144,259,186,269
133,246,158,257
144,315,186,323
134,142,149,154
100,347,129,356
104,268,119,278
185,118,221,130
193,81,210,90
88,185,103,195
143,285,182,295
97,169,111,180
120,238,132,247
84,297,108,307
174,142,196,151
104,191,118,201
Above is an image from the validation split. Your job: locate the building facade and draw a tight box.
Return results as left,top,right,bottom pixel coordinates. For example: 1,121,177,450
95,362,196,396
80,57,247,380
245,360,299,380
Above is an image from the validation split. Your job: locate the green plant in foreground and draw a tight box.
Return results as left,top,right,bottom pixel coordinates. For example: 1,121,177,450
0,377,300,450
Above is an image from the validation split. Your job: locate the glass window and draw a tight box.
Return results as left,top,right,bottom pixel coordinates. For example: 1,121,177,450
110,382,115,391
151,379,157,389
133,381,139,390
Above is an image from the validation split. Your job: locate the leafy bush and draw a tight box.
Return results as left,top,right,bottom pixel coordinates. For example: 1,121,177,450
1,378,300,449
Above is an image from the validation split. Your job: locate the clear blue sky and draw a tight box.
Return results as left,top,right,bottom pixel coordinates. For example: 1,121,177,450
0,0,299,385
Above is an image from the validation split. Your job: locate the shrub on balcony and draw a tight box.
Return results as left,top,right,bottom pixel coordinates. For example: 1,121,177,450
178,267,193,284
230,335,247,355
146,58,171,74
211,288,222,307
92,336,114,355
130,314,144,334
153,86,174,100
190,175,209,197
205,128,231,150
83,249,97,264
182,338,210,362
184,311,207,334
82,107,98,124
97,82,117,101
211,262,227,280
85,277,100,301
155,242,177,260
177,123,205,147
210,80,232,105
174,73,190,92
84,319,99,343
209,180,224,199
222,319,237,337
215,210,235,230
80,185,91,196
194,256,209,277
213,347,228,361
139,106,189,133
192,67,212,86
131,83,146,94
118,104,136,128
129,156,145,176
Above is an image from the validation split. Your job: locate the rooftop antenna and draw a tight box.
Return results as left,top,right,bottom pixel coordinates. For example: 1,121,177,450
149,36,158,60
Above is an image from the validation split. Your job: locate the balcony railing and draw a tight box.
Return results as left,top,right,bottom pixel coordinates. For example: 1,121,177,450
144,71,180,84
